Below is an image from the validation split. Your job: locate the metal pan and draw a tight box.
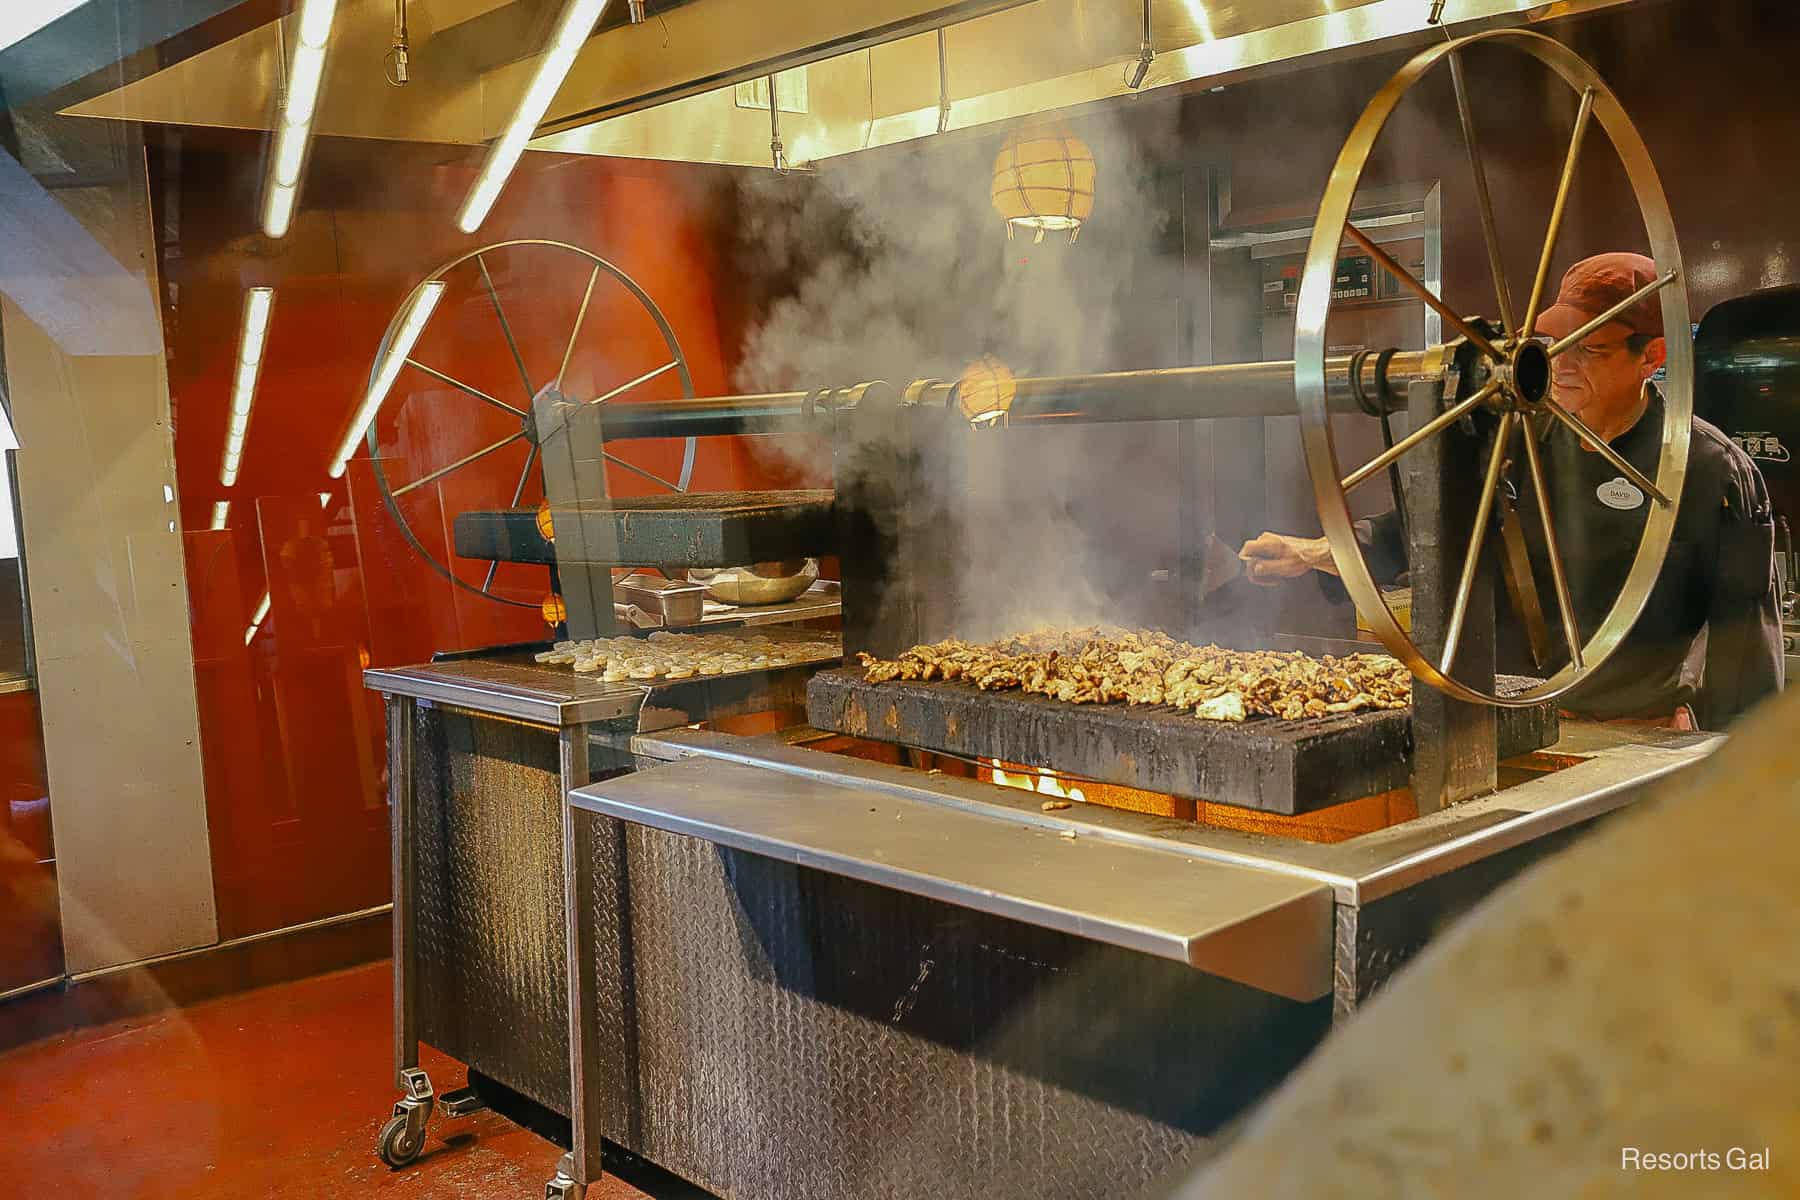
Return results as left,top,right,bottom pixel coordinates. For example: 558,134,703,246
689,559,819,605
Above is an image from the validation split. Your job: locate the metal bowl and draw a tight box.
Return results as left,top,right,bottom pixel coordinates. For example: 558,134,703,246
688,559,819,605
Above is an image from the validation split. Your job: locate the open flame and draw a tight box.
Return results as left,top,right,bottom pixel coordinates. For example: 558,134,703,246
988,757,1086,803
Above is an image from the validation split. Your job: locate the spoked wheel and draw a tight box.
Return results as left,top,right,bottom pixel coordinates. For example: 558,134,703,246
1295,30,1692,707
361,240,697,607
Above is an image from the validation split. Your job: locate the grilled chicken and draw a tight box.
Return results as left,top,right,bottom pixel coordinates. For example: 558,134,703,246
856,627,1411,721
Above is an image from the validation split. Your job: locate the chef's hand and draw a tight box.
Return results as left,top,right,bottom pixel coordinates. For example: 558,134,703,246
1238,532,1339,585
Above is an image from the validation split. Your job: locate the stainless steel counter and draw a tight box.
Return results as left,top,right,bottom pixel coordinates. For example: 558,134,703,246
575,754,1333,1001
617,722,1719,904
365,656,649,726
567,719,1721,1005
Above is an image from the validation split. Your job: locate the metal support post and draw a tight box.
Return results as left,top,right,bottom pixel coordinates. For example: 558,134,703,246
1405,378,1498,812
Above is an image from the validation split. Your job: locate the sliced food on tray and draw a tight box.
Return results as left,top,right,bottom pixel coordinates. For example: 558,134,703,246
536,629,840,682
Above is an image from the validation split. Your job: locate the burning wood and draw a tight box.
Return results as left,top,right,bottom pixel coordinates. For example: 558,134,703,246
855,628,1412,720
989,757,1086,803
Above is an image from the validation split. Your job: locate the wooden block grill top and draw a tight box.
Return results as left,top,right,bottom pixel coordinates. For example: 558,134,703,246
806,667,1557,817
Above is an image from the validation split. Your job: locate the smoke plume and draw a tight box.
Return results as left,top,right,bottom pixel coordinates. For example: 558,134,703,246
730,104,1197,641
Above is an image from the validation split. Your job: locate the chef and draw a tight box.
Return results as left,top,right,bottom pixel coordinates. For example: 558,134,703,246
1240,253,1784,728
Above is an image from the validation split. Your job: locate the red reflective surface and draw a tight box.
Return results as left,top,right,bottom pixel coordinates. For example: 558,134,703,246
0,960,696,1198
157,135,799,937
0,687,58,991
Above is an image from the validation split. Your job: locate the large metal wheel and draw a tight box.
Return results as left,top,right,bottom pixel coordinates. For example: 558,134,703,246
1296,30,1691,707
362,239,696,607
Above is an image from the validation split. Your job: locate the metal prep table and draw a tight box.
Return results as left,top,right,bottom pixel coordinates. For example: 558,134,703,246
363,646,824,1178
550,719,1720,1200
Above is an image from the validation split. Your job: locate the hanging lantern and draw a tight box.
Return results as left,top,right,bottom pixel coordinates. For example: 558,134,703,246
956,355,1016,426
541,592,567,627
536,498,555,543
990,124,1096,243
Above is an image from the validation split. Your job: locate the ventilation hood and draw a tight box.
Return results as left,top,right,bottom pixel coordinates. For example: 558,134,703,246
62,0,1642,169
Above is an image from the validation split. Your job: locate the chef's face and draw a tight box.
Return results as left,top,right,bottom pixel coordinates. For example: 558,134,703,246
1549,319,1666,423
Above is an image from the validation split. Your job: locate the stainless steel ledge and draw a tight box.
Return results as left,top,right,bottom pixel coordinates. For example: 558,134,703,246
365,659,647,726
571,756,1335,1001
629,724,1721,905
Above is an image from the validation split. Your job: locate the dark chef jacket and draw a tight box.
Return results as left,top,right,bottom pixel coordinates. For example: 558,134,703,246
1350,388,1784,727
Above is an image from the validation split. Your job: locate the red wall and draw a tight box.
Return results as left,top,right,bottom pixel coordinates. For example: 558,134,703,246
155,133,798,937
0,688,59,988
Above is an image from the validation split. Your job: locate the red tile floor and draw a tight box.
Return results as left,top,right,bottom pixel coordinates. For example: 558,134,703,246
0,961,706,1199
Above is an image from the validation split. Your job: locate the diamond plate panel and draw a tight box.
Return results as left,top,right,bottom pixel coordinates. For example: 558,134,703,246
413,706,572,1112
578,812,1332,1200
1333,818,1599,1020
574,811,639,1142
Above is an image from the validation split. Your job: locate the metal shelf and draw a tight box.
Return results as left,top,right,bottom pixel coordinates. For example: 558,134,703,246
698,580,840,628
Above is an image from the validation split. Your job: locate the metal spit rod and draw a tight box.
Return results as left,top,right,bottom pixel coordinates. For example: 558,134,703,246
591,350,1438,441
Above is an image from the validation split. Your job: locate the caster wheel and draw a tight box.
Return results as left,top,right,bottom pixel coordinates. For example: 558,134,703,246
377,1113,425,1169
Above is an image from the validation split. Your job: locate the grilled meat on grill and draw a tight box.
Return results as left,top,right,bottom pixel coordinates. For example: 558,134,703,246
856,627,1411,721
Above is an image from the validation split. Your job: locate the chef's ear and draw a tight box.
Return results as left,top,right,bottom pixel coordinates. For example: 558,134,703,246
1637,335,1667,379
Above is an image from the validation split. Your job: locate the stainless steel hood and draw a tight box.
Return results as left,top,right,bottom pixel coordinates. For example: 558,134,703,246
61,0,1643,168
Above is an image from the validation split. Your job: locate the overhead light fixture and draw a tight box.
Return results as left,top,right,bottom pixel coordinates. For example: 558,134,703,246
0,0,90,54
956,355,1016,426
991,124,1097,243
211,499,231,530
262,0,338,238
220,287,274,488
329,280,445,478
456,0,611,234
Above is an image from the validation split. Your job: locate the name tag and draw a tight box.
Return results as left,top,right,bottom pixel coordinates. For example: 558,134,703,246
1597,476,1645,511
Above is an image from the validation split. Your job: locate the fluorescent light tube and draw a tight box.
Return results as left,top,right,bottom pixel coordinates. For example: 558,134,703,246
245,592,273,645
455,0,610,234
219,288,274,488
285,42,327,126
261,0,337,238
211,500,231,530
272,123,308,189
264,184,298,240
297,1,334,50
329,280,444,477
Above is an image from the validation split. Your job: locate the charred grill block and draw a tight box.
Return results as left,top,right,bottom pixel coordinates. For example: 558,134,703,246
454,489,835,568
806,667,1557,816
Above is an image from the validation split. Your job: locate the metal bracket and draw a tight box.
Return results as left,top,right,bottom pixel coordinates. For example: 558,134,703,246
936,26,953,131
1127,0,1155,89
440,1085,489,1119
546,1152,587,1199
393,1066,435,1144
902,378,946,408
767,73,788,173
